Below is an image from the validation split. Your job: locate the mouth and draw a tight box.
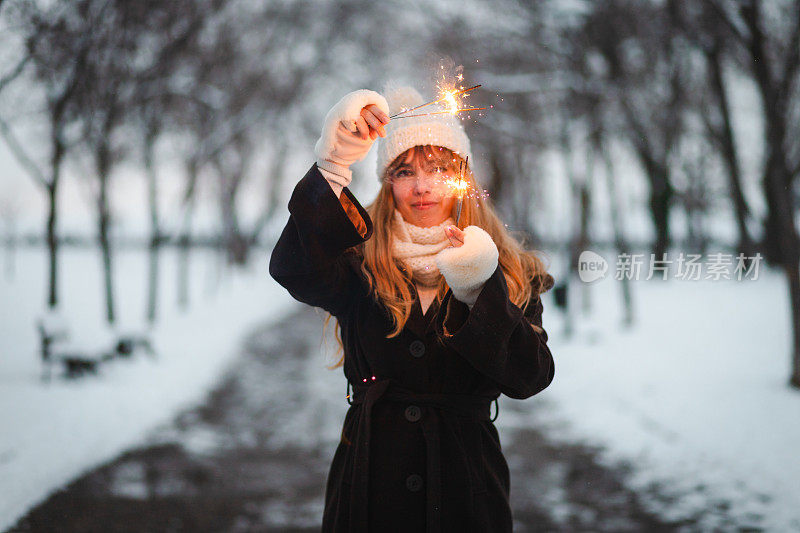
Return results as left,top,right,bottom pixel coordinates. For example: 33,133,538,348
411,201,437,210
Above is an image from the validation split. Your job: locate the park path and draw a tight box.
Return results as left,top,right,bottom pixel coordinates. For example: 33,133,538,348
9,305,707,532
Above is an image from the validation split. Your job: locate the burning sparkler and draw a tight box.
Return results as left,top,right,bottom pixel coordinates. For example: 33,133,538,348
390,84,484,119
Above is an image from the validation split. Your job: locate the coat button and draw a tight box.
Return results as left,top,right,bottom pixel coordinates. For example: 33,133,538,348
404,405,421,422
409,340,425,358
406,474,423,492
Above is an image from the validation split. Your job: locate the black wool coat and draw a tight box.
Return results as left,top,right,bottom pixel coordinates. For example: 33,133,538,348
269,164,555,533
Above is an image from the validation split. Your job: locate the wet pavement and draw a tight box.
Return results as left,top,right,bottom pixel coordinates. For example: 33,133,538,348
9,305,717,532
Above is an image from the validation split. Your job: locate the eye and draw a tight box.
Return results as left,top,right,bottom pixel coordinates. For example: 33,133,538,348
396,169,413,177
422,166,447,174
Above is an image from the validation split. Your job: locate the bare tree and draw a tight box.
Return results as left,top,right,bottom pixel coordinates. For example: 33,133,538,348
70,0,141,324
705,0,800,387
0,0,95,309
698,24,757,255
129,0,212,323
595,131,635,327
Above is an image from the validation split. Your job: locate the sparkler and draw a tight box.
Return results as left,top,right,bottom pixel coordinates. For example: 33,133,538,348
389,84,482,118
392,107,487,119
452,155,470,226
389,84,483,119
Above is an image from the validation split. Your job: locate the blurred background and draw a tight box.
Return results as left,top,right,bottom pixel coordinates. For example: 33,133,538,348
0,0,798,531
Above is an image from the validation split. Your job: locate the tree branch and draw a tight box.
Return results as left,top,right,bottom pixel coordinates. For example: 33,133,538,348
0,116,48,188
0,56,30,94
703,0,751,47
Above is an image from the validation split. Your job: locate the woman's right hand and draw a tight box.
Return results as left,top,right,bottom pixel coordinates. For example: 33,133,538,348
350,104,389,141
314,90,390,188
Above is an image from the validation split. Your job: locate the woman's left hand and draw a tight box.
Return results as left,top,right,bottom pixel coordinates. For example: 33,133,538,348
436,225,499,308
444,225,465,247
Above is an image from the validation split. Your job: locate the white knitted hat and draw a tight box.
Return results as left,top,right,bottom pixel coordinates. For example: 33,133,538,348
376,85,474,181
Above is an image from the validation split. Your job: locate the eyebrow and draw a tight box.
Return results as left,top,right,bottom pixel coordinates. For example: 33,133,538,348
395,163,448,173
394,155,451,172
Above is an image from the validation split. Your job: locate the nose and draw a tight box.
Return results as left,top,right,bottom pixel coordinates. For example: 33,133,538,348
411,169,443,193
412,176,433,194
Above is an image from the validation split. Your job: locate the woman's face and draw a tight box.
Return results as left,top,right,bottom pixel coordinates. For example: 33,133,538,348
389,147,457,228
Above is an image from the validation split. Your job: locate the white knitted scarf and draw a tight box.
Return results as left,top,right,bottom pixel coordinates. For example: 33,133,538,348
391,209,454,287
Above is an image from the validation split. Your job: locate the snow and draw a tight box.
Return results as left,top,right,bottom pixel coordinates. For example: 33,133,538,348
0,245,295,531
497,263,800,531
2,243,800,531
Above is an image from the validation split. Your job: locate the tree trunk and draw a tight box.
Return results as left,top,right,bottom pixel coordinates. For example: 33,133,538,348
221,183,248,265
680,146,710,256
144,138,161,324
618,96,675,261
177,232,191,311
706,40,755,256
177,159,199,311
763,153,800,389
249,140,289,248
147,241,161,323
100,212,114,324
487,146,507,213
510,148,532,232
46,129,65,309
214,155,249,266
742,0,800,388
648,165,672,260
97,148,115,325
599,137,634,327
46,182,58,308
787,259,800,388
560,110,579,339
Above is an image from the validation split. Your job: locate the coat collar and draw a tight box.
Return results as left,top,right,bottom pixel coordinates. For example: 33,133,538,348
405,287,441,339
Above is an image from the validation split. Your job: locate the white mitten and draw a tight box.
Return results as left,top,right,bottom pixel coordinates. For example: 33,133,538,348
435,226,499,308
314,89,389,189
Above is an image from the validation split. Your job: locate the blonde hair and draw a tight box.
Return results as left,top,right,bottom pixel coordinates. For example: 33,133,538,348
324,145,551,369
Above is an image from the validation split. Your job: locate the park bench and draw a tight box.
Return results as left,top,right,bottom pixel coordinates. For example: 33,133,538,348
36,312,156,380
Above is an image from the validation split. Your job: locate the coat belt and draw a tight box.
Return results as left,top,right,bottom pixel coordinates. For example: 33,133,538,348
347,379,492,533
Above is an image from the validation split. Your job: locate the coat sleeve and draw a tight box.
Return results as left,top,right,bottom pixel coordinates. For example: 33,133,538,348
268,164,373,317
433,266,555,399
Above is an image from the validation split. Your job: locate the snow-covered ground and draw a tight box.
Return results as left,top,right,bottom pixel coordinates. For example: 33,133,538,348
0,245,295,531
2,243,799,532
498,264,800,532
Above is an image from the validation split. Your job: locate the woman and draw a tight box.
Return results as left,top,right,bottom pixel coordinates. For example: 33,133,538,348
269,86,555,532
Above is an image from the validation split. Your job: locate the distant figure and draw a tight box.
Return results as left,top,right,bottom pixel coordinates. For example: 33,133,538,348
270,85,555,532
553,281,569,310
